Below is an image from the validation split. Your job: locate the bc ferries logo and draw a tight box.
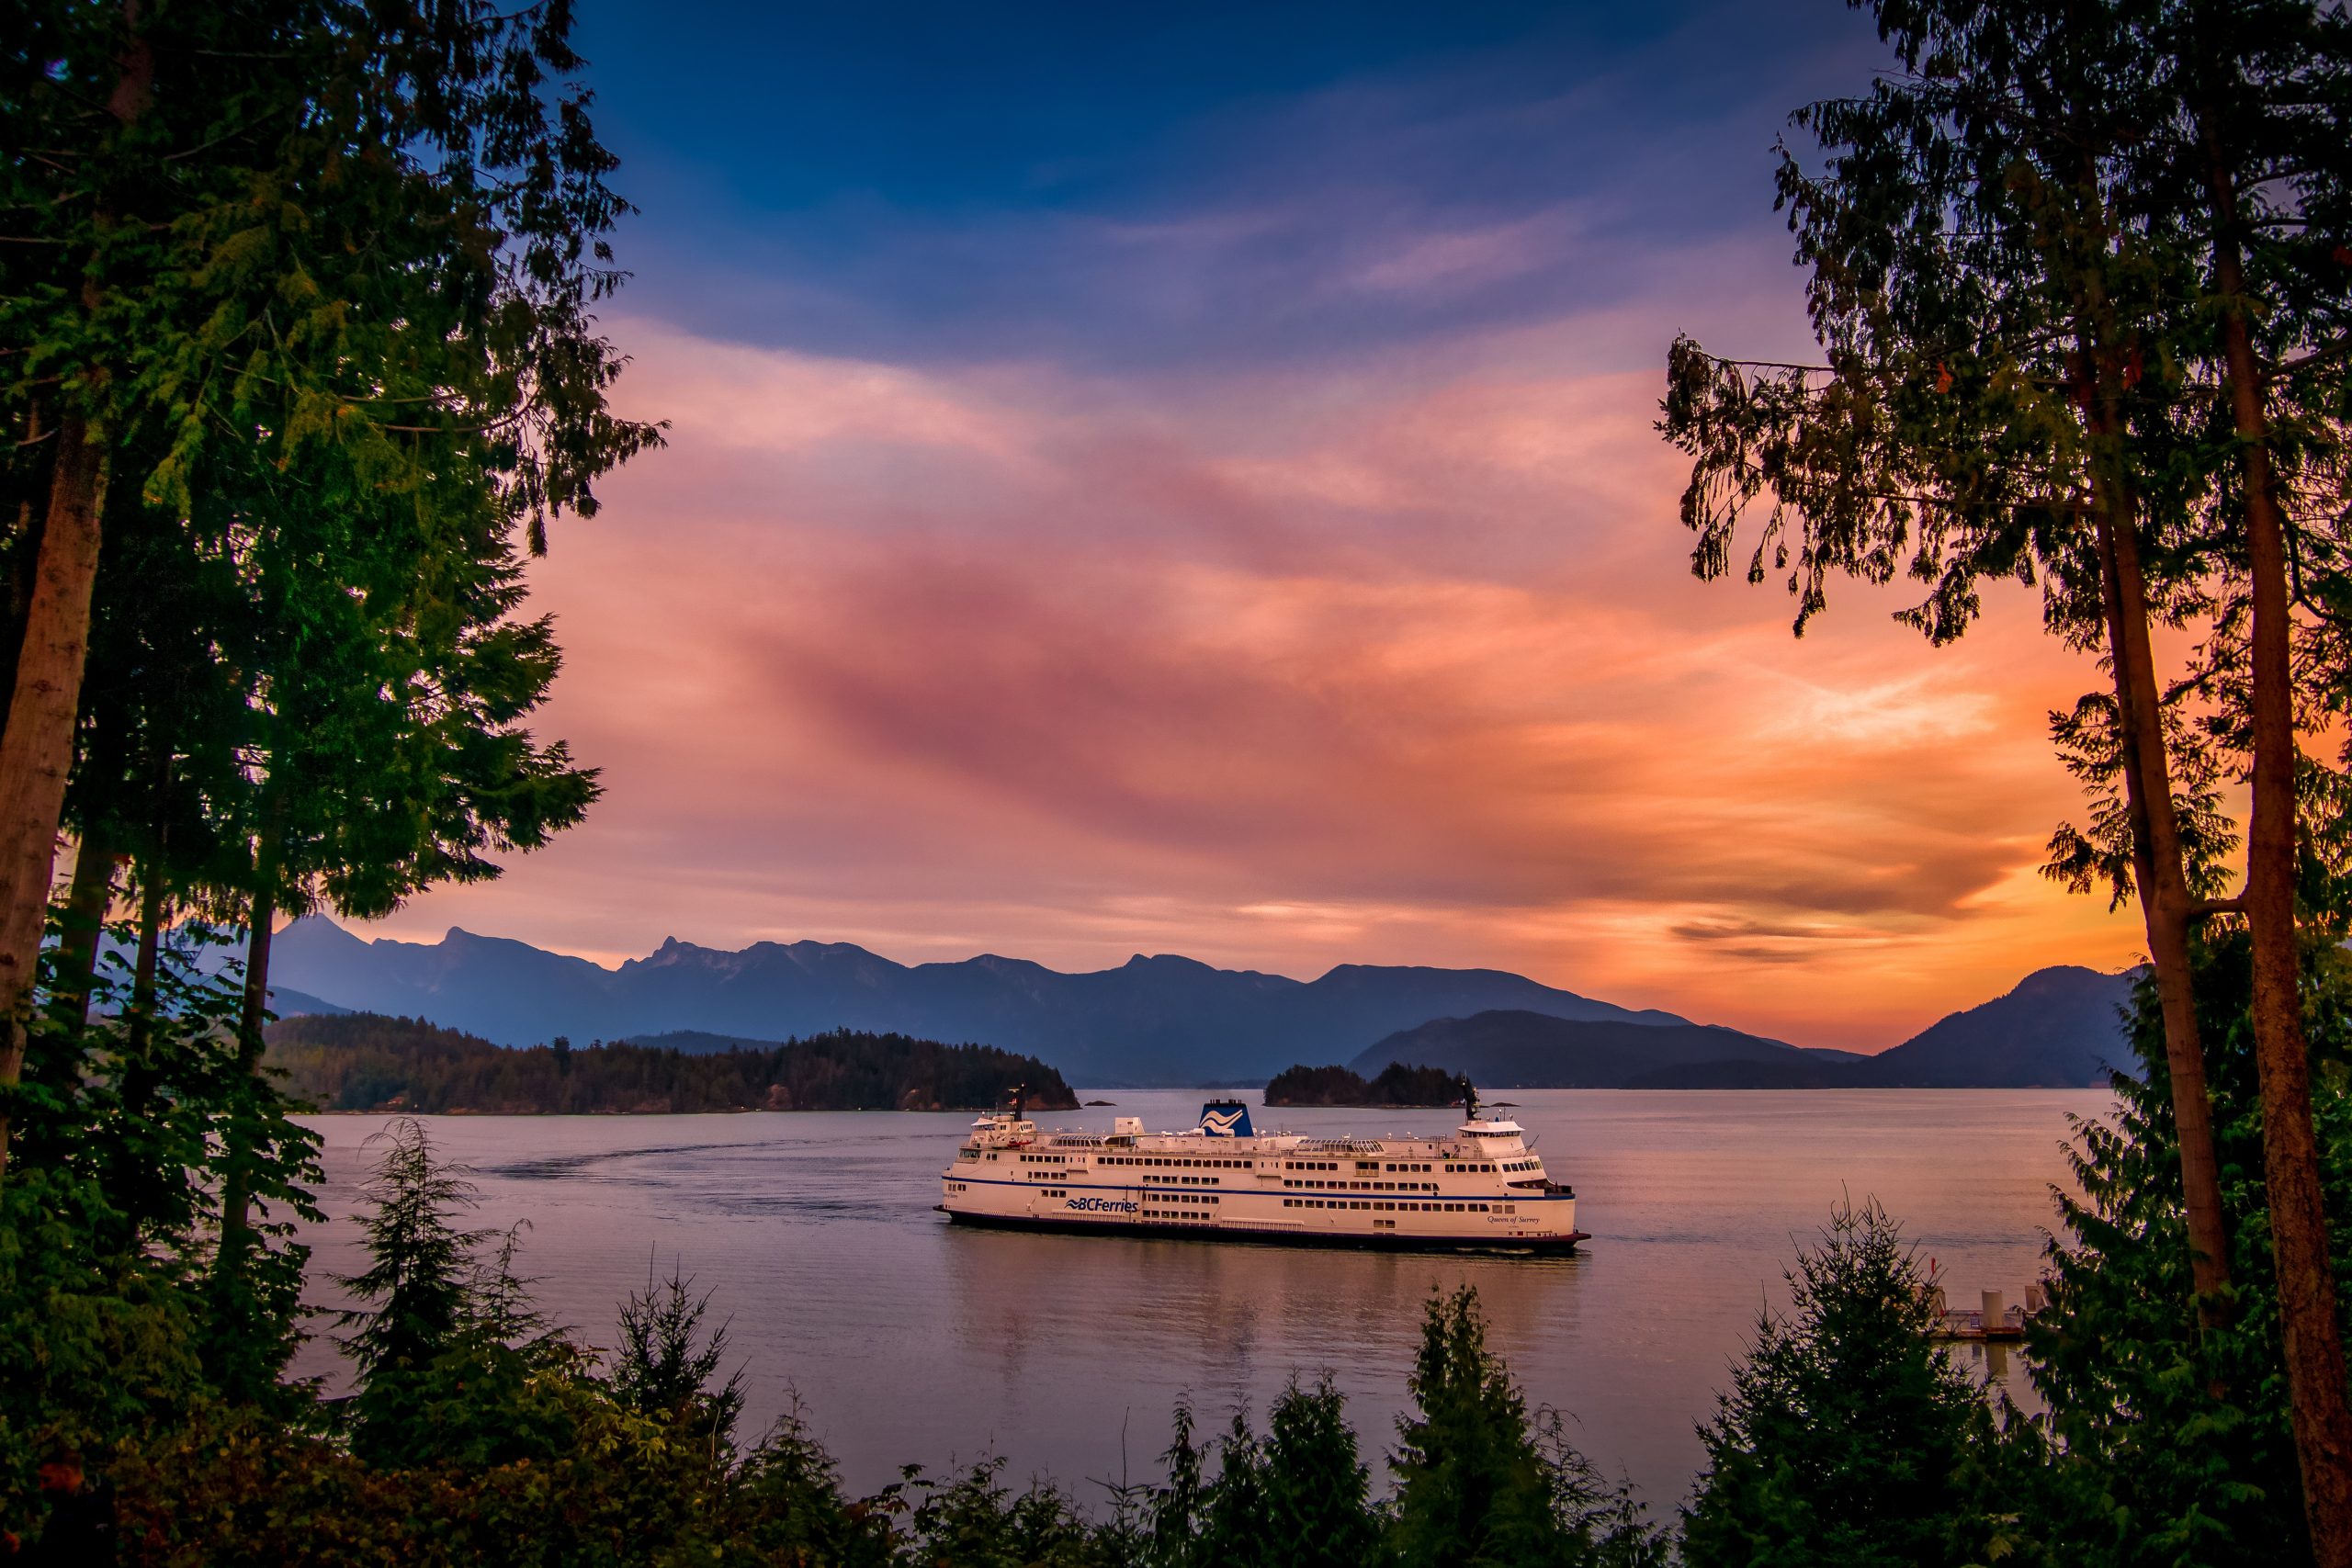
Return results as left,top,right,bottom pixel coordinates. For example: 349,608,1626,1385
1198,1101,1255,1138
1069,1196,1138,1213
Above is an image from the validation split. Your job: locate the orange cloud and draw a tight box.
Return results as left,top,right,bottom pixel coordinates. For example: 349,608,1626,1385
367,319,2150,1050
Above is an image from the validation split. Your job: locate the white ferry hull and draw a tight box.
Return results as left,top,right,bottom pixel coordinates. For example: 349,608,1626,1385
938,1203,1586,1253
939,1099,1585,1254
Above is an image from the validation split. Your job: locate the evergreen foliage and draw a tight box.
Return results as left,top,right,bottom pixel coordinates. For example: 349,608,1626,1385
334,1120,493,1387
265,1012,1081,1113
1263,1061,1458,1107
1261,1375,1376,1568
1680,1201,2022,1568
2030,928,2352,1567
611,1263,746,1454
1392,1287,1665,1568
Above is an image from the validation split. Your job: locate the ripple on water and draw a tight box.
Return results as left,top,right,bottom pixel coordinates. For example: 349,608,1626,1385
292,1089,2106,1515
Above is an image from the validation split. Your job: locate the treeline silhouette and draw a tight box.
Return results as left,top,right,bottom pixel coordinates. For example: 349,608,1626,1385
1263,1061,1457,1107
265,1013,1080,1114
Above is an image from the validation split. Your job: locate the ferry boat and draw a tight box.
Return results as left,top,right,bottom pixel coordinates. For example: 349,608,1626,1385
937,1084,1585,1252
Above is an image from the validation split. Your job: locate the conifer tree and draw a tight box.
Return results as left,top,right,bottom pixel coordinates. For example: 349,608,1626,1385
2034,933,2345,1567
1658,0,2243,1326
611,1262,746,1455
2125,3,2352,1541
1261,1375,1375,1568
0,0,658,1179
1389,1286,1575,1568
1681,1201,2017,1568
1195,1407,1272,1568
334,1118,492,1390
1148,1398,1208,1568
1678,2,2352,1542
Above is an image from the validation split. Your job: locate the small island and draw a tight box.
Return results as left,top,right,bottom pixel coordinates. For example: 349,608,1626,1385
265,1012,1079,1114
1263,1060,1459,1107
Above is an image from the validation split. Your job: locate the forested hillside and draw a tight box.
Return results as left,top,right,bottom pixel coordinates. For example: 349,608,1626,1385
265,1013,1078,1114
1264,1061,1458,1106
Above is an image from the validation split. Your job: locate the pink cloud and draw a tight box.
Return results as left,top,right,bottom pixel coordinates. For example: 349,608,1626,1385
371,315,2151,1050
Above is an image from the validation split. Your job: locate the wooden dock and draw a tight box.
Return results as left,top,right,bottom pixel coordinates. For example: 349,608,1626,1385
1924,1280,2045,1343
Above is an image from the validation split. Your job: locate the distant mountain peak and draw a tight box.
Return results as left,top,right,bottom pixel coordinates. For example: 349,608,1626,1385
2008,963,2137,998
264,922,1683,1084
1122,953,1218,973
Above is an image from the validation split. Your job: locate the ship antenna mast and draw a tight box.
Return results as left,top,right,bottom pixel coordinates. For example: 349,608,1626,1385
1012,1083,1026,1122
1459,1076,1478,1122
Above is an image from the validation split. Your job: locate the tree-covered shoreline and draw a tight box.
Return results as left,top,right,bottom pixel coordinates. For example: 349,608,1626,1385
1262,1061,1458,1107
266,1012,1079,1115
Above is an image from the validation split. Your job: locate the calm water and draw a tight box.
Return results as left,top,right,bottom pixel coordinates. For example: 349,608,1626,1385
289,1089,2109,1516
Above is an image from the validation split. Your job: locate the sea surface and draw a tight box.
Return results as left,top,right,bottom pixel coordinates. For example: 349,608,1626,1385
290,1088,2110,1518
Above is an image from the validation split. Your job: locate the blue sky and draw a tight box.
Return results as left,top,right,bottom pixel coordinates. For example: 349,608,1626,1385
575,0,1885,370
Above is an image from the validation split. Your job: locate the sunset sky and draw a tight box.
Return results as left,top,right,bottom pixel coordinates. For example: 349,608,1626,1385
363,0,2162,1051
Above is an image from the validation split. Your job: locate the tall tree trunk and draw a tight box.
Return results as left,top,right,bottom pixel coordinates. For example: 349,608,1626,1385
0,2,150,1180
125,859,162,1065
0,413,110,1180
2078,322,2233,1314
107,861,167,1248
2202,134,2352,1561
213,876,277,1269
52,828,119,1034
2089,489,2233,1316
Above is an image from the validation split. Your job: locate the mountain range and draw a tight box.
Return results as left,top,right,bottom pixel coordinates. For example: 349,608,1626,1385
258,917,2137,1089
1347,1013,1862,1088
1348,965,2137,1089
261,916,1685,1086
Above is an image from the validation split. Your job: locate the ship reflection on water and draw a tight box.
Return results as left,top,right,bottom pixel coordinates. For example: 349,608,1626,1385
941,1217,1589,1388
